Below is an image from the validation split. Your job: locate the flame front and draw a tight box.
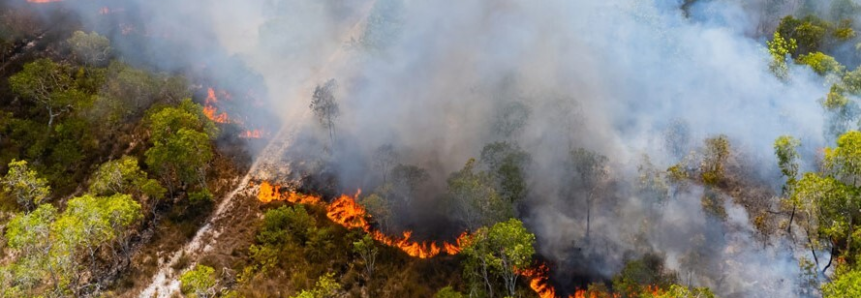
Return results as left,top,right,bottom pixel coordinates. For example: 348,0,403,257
518,264,557,298
258,181,466,259
259,181,665,297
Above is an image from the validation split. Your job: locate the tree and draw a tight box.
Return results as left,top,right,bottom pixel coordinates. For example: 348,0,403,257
145,99,217,193
352,234,378,278
389,164,429,206
822,268,861,298
766,31,797,80
480,142,530,204
310,79,339,147
89,155,163,198
774,136,801,232
55,194,141,289
611,254,678,298
4,204,57,292
372,144,399,183
568,148,609,240
67,31,111,66
789,131,861,270
434,286,465,298
447,159,512,230
290,272,341,298
665,119,691,160
9,59,81,128
180,265,218,298
461,218,536,298
257,205,316,245
798,52,844,75
360,193,393,232
1,159,50,212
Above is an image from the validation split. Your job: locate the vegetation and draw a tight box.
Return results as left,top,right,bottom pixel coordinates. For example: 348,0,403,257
3,1,861,298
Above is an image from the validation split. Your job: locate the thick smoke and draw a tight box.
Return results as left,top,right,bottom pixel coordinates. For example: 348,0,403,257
44,0,843,297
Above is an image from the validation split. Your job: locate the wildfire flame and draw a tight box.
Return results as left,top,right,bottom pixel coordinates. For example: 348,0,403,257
203,88,230,124
258,181,468,259
518,263,557,298
259,181,664,297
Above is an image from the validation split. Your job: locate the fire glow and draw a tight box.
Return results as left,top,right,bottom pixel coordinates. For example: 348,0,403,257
258,181,662,297
258,181,467,259
201,87,266,139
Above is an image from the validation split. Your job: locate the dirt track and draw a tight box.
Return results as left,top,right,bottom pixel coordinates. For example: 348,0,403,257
137,2,377,297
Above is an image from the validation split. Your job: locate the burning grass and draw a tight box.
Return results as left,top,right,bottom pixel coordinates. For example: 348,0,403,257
258,181,467,259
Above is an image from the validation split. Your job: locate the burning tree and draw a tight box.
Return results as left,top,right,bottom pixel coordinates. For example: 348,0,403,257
310,79,340,149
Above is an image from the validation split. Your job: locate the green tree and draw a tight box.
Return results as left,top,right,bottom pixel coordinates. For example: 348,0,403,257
67,31,111,66
180,265,218,298
435,286,465,298
352,234,378,278
798,52,844,75
4,204,57,292
144,99,217,193
9,59,85,128
462,218,536,298
1,159,50,212
767,31,797,80
822,268,861,298
612,254,678,298
359,192,392,231
257,205,316,245
89,155,163,197
775,136,801,232
447,159,512,230
290,272,341,298
480,142,530,204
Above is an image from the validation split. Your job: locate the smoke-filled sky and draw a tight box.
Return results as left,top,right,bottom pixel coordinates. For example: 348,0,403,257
36,0,857,296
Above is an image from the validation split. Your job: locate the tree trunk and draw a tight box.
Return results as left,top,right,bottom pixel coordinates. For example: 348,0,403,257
586,190,593,242
787,205,796,235
481,257,493,298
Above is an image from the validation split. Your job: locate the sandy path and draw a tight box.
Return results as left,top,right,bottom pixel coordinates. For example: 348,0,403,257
137,2,376,297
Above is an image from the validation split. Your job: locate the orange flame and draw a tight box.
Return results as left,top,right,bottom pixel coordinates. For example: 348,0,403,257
203,88,230,124
518,263,557,298
257,181,467,259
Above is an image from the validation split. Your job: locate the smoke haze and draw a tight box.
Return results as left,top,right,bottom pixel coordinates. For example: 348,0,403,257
40,0,848,296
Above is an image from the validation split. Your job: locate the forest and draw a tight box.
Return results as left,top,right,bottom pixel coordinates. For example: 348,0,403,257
2,0,861,297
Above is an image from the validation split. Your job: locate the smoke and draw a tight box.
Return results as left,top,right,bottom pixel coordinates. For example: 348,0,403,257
38,0,844,296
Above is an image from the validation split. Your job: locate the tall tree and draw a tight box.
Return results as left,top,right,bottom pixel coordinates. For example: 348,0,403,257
480,142,530,204
310,79,339,148
568,148,609,241
447,159,512,230
774,136,801,233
